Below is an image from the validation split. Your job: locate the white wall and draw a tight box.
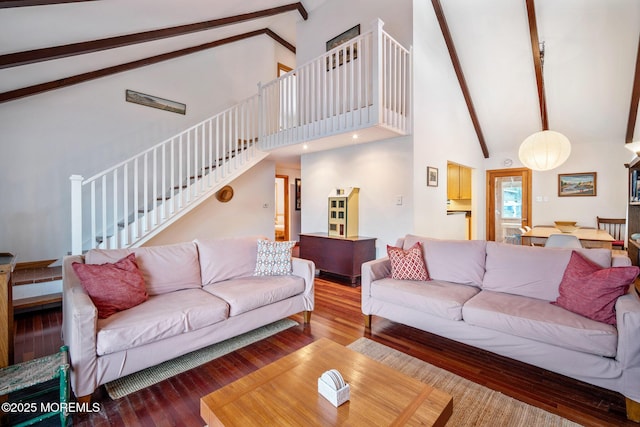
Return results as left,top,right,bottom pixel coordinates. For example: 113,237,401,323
529,142,633,227
145,160,276,246
295,0,413,258
301,137,413,258
0,36,293,262
412,0,488,240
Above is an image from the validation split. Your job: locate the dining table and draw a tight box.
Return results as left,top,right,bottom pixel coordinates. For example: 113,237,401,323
520,227,614,249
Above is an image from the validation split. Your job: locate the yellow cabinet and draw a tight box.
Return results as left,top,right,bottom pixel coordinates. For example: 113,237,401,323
447,163,472,200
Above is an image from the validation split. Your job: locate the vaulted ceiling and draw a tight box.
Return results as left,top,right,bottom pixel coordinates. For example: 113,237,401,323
433,0,640,157
1,0,638,159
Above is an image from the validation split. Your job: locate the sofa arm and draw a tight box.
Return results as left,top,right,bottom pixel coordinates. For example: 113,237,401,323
615,290,640,402
292,257,315,311
361,257,391,314
612,253,632,267
62,256,99,398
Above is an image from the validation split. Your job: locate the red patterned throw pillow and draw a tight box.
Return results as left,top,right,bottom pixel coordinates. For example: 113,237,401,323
387,242,430,281
553,251,639,325
72,253,149,319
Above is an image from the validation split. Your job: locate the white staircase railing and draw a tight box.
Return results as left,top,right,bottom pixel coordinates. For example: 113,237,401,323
259,19,411,150
71,95,264,254
70,19,411,254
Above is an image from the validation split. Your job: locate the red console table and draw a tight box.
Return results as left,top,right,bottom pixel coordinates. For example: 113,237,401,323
299,233,376,285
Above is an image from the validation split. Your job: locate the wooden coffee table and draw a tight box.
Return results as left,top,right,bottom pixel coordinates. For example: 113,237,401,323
200,338,453,426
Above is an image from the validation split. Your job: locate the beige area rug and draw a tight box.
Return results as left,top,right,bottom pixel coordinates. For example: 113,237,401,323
105,318,298,399
347,338,580,426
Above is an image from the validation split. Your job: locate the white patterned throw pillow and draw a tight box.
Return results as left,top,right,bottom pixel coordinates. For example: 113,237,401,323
254,240,296,276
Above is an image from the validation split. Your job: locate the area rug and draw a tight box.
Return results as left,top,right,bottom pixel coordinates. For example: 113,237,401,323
105,318,298,399
347,338,579,426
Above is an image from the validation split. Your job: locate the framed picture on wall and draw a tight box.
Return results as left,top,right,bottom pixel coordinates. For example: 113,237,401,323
326,24,360,70
558,172,597,197
125,89,186,115
295,178,301,210
427,167,438,187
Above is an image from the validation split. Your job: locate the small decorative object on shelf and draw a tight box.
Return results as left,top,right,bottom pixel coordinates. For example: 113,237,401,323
318,369,350,407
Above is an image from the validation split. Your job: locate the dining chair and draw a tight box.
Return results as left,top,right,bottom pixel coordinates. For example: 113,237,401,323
596,217,625,249
544,234,582,248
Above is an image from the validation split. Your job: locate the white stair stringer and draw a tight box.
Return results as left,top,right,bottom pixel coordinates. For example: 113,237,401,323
94,150,269,251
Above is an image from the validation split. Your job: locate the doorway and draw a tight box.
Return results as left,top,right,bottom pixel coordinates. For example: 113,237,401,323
486,168,532,244
275,175,289,241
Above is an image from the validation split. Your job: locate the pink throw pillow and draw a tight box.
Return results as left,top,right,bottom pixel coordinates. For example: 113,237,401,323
553,251,639,325
387,242,430,281
72,253,149,319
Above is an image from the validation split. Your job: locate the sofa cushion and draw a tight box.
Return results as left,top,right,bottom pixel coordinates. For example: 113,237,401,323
403,235,486,287
72,253,148,319
196,236,263,285
203,275,305,316
483,242,612,301
254,240,295,276
387,242,430,281
462,290,618,357
95,289,228,356
370,277,480,321
85,242,202,296
553,251,639,325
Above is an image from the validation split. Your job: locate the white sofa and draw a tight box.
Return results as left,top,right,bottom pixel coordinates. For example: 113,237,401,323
361,235,640,421
62,236,314,399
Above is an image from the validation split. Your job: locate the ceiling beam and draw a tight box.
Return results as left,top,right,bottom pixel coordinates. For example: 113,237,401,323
626,34,640,144
431,0,489,158
0,2,307,69
0,0,96,7
525,0,548,131
0,28,292,104
265,28,295,53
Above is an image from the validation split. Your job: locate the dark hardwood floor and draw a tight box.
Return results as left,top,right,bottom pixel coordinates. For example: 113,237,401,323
13,276,633,426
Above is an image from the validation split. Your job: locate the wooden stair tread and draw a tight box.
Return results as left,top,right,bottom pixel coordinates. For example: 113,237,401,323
12,266,62,286
13,293,62,311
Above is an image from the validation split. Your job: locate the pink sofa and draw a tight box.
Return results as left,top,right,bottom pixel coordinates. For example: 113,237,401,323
62,236,314,399
361,235,640,420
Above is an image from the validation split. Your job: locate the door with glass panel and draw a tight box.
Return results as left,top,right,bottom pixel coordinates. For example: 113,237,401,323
486,168,532,244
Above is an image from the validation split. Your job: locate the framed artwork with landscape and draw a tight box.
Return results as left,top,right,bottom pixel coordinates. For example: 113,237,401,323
558,172,597,197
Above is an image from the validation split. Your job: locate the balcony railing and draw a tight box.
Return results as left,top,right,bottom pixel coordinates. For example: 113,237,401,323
259,19,411,150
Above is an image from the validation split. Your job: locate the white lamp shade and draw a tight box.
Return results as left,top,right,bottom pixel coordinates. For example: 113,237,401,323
518,130,571,171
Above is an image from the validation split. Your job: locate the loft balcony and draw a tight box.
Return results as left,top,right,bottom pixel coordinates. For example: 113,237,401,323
259,19,412,154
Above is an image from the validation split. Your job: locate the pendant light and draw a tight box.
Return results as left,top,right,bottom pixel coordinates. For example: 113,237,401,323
518,42,571,171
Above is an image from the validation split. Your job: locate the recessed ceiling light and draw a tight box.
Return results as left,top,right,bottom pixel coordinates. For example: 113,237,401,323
352,134,359,140
303,144,308,150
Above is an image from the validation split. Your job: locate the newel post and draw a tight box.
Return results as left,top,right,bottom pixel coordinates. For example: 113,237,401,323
371,18,385,125
70,175,84,255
